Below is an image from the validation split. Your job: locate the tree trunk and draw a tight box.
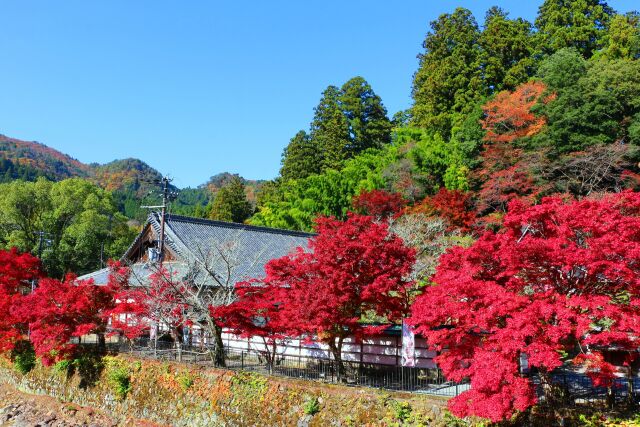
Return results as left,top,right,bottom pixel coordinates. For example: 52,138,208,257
626,365,636,405
171,326,184,362
268,341,277,374
97,332,106,354
212,324,226,367
329,338,346,381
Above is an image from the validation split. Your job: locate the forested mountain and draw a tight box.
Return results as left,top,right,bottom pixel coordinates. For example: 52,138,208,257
0,136,265,220
0,135,90,181
251,0,640,231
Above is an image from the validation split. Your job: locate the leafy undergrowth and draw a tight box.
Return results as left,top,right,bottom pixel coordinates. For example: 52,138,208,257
499,404,640,427
1,354,458,426
6,353,640,426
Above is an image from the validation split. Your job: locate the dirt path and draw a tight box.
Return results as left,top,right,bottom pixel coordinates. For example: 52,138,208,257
0,385,166,427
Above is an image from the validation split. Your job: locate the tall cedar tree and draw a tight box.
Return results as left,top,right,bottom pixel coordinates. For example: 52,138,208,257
209,176,253,223
280,130,322,181
339,76,393,152
411,8,483,137
479,7,537,92
310,86,352,171
410,193,640,422
535,0,615,57
282,77,393,178
260,214,415,374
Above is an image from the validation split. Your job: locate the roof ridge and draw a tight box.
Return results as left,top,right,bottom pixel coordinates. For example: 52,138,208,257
161,213,316,237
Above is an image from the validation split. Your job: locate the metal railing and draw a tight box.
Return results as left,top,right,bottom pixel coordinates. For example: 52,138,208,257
534,371,640,405
85,338,640,406
113,338,466,397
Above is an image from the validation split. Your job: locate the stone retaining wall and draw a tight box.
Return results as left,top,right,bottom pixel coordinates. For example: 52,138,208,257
0,355,459,426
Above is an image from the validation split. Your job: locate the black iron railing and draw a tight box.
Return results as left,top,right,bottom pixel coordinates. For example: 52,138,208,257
113,337,466,397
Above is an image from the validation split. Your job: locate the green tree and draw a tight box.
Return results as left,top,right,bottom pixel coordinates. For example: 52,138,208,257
537,53,640,152
208,176,253,223
536,47,587,91
630,112,640,144
535,0,615,58
251,128,472,231
280,130,321,181
597,12,640,60
411,7,483,137
310,86,351,171
339,76,393,152
479,7,537,92
0,178,135,277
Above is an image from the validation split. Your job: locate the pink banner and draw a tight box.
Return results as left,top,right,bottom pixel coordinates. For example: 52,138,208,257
401,320,415,367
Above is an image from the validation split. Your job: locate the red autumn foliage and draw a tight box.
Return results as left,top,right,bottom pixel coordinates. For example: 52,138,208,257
408,188,476,232
104,262,150,340
477,163,539,213
410,193,640,422
472,143,541,215
106,264,188,342
481,81,554,143
213,280,288,369
0,249,41,351
573,353,617,389
15,275,116,365
258,214,415,370
351,189,406,220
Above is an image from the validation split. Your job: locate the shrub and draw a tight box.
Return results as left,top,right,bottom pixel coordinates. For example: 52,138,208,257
107,366,131,400
73,351,104,388
53,359,71,373
303,396,320,416
177,372,195,390
104,357,131,400
10,340,36,374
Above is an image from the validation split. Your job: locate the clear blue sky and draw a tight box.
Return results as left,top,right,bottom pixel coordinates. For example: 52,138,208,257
0,1,637,188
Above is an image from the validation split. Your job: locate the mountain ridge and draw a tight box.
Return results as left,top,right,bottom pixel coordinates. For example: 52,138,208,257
0,133,262,219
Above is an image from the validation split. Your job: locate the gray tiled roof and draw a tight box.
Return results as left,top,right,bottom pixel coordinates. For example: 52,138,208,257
81,214,312,286
156,213,312,284
77,261,188,286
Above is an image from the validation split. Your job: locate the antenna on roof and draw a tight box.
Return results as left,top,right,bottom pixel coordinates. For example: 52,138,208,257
141,175,177,264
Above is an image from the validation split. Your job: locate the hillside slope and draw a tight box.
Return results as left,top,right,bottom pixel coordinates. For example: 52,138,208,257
0,134,90,181
0,135,220,219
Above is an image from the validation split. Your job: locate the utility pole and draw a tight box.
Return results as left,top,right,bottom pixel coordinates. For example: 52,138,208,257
158,176,170,264
141,175,175,265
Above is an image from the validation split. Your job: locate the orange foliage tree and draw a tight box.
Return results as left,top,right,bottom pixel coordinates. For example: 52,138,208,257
481,81,554,143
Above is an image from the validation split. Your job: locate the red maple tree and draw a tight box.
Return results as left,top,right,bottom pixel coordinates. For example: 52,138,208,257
213,280,288,371
351,189,407,220
260,214,415,374
408,188,476,232
15,275,116,365
410,193,640,421
104,262,150,341
477,163,540,214
106,264,188,344
0,248,41,352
